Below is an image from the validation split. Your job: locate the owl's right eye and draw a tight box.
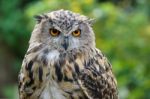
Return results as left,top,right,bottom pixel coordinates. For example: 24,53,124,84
49,28,60,37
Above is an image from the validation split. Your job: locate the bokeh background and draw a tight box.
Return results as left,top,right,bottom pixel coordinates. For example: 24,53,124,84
0,0,150,99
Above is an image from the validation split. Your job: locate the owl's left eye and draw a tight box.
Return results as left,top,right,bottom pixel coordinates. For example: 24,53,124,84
72,29,81,37
49,28,60,37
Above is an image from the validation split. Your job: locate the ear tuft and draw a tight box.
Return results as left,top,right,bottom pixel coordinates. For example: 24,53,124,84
43,14,49,19
34,15,43,23
87,18,95,26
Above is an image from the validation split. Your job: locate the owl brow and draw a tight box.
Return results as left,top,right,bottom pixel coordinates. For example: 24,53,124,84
48,19,58,28
50,25,62,33
73,23,81,29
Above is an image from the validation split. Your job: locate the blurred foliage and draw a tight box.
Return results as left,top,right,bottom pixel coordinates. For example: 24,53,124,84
0,0,150,99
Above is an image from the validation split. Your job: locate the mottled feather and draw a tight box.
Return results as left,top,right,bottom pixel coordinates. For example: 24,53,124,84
18,9,118,99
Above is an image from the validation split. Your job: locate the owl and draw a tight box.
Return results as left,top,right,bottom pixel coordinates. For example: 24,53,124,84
18,9,118,99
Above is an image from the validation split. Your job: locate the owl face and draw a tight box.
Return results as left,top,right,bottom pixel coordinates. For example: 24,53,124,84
30,10,95,52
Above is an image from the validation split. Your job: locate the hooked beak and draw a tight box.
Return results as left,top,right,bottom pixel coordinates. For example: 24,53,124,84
61,36,69,50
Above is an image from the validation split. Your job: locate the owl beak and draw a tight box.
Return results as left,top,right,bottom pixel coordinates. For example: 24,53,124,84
61,36,69,50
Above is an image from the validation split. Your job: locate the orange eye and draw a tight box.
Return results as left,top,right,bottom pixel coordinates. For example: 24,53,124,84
49,28,60,37
72,29,81,37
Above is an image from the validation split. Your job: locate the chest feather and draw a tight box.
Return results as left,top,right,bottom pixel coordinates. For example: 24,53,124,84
40,80,66,99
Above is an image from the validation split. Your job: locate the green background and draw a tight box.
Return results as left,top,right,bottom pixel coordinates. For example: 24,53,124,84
0,0,150,99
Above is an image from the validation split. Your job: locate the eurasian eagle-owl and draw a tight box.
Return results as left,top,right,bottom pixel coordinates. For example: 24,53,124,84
18,9,118,99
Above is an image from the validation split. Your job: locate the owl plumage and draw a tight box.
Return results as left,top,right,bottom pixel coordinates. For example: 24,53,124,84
18,9,118,99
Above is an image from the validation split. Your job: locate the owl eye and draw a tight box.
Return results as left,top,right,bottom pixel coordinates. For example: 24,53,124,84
49,28,60,37
72,29,81,37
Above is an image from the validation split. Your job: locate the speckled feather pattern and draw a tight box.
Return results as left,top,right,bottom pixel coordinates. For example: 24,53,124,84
18,9,118,99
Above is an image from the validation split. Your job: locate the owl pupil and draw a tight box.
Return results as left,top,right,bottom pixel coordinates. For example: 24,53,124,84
53,29,57,33
75,30,78,34
75,31,78,33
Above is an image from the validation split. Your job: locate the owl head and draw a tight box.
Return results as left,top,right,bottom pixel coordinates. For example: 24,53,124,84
30,9,95,53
